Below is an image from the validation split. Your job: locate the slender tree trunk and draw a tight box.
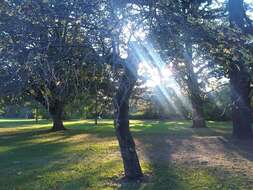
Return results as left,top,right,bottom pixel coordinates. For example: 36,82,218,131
49,102,66,131
229,63,252,139
185,42,206,128
114,56,143,180
35,106,38,123
95,82,98,125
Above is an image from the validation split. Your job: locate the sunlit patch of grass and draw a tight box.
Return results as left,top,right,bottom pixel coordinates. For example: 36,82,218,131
0,119,251,189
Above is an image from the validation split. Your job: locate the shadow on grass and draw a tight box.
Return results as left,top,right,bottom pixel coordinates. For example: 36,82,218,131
118,133,186,190
1,119,253,189
118,121,253,190
0,121,121,189
0,119,233,140
0,143,114,190
0,119,50,128
219,137,253,162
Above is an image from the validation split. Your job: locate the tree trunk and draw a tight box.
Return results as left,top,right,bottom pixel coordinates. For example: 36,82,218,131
49,102,66,131
229,63,252,139
228,0,252,34
95,83,98,125
191,93,206,128
114,56,143,180
228,0,252,139
185,42,206,128
35,106,38,123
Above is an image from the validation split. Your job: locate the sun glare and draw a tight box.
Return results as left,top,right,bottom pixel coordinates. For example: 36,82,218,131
130,37,192,116
138,61,173,88
121,20,191,116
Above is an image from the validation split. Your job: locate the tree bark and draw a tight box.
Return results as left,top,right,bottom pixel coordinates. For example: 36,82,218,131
185,42,206,128
95,82,98,125
114,56,143,180
49,102,66,131
229,63,252,139
191,93,206,128
228,0,253,34
228,0,253,139
35,106,38,123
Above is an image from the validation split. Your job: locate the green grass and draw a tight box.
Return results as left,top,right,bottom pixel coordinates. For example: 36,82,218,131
0,119,252,190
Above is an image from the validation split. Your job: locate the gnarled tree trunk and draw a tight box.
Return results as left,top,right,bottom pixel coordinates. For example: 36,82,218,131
49,102,66,131
229,63,252,139
114,57,143,180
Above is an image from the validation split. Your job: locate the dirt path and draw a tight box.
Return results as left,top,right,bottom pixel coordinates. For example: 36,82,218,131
136,134,253,182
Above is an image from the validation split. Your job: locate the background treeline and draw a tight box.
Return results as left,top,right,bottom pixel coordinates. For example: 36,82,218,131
0,84,231,121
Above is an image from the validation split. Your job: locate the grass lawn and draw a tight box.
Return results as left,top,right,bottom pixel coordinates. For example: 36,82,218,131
0,119,253,190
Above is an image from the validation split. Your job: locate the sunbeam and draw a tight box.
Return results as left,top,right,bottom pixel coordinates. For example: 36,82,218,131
130,40,191,118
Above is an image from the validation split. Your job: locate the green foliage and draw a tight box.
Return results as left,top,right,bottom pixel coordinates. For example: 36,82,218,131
0,0,112,120
203,85,231,121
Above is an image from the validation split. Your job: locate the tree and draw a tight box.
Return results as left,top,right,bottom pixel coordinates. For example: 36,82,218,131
149,0,252,134
139,0,213,128
0,0,101,131
113,44,143,180
227,0,253,138
181,0,253,136
183,42,206,128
